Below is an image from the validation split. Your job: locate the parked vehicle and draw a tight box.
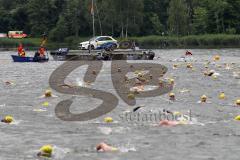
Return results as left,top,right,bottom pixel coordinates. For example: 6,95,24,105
0,33,7,38
8,31,27,38
79,36,118,50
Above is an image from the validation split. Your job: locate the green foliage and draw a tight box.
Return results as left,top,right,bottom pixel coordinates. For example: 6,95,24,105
0,0,240,39
168,0,189,36
130,34,240,48
193,7,208,34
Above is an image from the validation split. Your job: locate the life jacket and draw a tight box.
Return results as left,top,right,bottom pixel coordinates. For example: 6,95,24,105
19,50,26,57
18,45,23,55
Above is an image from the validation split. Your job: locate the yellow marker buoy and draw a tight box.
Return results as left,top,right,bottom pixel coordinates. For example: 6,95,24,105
104,117,113,123
2,115,13,123
39,145,53,157
44,90,52,97
234,115,240,121
201,95,207,103
127,93,135,100
219,92,225,100
235,99,240,106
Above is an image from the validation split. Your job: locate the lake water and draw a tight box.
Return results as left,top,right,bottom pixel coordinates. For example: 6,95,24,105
0,49,240,160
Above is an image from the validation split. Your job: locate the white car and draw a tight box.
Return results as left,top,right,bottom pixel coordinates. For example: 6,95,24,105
79,36,118,50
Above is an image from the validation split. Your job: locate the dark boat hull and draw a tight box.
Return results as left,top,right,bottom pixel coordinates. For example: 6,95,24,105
11,55,49,62
50,49,155,61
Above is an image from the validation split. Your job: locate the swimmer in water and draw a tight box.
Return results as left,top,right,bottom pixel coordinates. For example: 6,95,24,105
1,115,13,124
96,142,118,152
159,120,179,126
37,145,53,158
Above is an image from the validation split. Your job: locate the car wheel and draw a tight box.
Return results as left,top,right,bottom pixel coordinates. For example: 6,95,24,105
112,44,117,50
88,45,95,50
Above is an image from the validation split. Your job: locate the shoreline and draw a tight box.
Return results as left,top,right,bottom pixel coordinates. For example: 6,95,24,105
1,34,240,50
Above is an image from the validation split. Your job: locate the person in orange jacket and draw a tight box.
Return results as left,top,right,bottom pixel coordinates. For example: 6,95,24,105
17,43,25,57
38,46,46,57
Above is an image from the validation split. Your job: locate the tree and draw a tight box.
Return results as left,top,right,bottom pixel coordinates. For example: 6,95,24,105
168,0,189,36
193,7,208,34
27,0,58,36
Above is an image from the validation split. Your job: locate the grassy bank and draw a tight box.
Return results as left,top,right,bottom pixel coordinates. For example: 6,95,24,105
1,34,240,50
130,34,240,49
0,37,89,50
0,38,41,49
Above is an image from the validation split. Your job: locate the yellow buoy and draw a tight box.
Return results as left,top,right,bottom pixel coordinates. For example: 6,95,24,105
40,145,53,157
44,90,52,97
219,92,225,100
201,95,207,103
235,99,240,106
234,115,240,121
2,115,13,123
104,117,113,123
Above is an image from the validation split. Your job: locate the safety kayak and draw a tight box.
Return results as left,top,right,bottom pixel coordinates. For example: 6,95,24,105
11,55,49,62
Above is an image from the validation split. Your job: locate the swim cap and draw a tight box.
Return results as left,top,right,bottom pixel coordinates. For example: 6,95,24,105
44,90,52,97
127,93,135,99
213,55,220,61
201,95,207,102
3,115,13,123
173,112,182,116
219,92,225,99
40,145,53,155
187,63,193,68
169,93,175,97
104,117,113,123
234,115,240,121
42,102,49,107
169,79,174,84
111,147,118,151
235,99,240,106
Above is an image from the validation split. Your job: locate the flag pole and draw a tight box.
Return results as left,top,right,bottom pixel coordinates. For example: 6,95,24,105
92,0,95,37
